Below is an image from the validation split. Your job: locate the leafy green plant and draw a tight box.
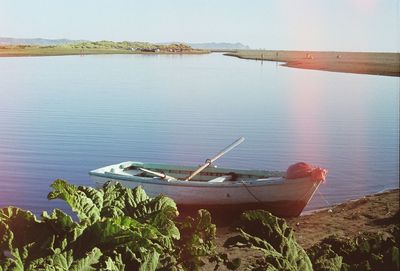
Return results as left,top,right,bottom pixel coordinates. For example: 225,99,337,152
223,210,399,271
176,209,216,270
2,180,398,271
224,210,313,271
209,253,241,271
0,180,217,271
307,225,400,271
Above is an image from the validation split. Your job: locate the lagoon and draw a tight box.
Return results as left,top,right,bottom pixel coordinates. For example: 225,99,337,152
0,53,398,215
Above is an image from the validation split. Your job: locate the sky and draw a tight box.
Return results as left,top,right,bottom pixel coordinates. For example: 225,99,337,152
0,0,399,51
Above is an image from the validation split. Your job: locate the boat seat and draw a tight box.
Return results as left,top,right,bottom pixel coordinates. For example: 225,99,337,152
208,175,232,183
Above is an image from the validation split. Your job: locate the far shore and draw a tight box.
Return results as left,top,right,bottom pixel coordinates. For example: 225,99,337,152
0,46,208,57
2,46,399,77
226,50,400,77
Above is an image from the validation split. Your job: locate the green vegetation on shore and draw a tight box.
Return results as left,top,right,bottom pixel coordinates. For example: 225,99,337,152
225,210,399,270
1,180,398,270
0,41,207,57
308,227,399,271
2,43,399,78
0,180,217,270
65,40,195,52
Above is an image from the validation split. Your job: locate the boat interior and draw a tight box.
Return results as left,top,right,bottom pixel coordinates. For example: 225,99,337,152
111,161,284,182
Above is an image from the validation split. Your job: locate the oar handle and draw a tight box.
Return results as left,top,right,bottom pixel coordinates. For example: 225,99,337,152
139,168,176,180
209,137,245,163
184,137,245,181
184,163,210,182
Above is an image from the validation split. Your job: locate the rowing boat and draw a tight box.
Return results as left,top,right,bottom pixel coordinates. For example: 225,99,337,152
89,163,326,217
89,138,327,217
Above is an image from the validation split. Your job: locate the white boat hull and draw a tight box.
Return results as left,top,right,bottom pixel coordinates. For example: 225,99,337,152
89,161,323,217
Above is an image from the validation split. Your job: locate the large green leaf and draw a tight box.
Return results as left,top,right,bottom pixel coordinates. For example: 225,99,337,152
69,247,102,271
138,249,159,271
48,181,180,245
0,207,58,264
100,182,135,218
47,181,179,234
177,209,217,270
103,255,125,271
28,249,74,270
48,180,102,224
27,247,101,271
0,207,42,250
225,210,313,271
129,196,179,238
0,221,12,253
41,209,83,247
1,249,24,271
72,218,139,257
101,183,180,242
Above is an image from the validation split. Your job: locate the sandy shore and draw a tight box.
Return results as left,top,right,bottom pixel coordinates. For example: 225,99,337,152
206,189,399,270
0,46,207,57
226,50,400,77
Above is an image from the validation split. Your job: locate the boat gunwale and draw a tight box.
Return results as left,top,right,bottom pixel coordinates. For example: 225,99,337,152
92,161,284,178
89,170,316,188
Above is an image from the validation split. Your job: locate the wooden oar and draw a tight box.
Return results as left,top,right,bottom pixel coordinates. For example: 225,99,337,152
138,167,176,181
184,137,245,181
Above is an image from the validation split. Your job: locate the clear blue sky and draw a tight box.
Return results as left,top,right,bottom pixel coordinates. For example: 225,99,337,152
1,0,399,51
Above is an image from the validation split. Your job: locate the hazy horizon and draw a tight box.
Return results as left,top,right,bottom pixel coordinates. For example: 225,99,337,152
1,0,399,52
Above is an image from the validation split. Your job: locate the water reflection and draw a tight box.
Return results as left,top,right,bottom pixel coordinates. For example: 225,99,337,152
0,53,398,215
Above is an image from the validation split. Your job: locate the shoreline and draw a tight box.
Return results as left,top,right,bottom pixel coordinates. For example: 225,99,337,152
208,188,399,270
301,186,399,216
0,46,208,57
287,188,399,248
226,50,400,77
2,46,399,78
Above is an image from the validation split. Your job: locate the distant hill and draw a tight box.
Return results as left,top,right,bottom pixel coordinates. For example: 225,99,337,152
0,37,250,50
0,37,87,45
186,42,250,50
157,42,250,50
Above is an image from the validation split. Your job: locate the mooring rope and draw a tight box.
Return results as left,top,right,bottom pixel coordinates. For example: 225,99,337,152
317,189,331,206
242,181,263,203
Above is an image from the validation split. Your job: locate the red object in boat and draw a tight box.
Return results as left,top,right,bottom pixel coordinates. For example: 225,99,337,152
286,162,327,182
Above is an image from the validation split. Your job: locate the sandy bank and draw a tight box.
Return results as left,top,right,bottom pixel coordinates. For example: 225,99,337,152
208,189,399,270
226,50,400,77
286,189,399,248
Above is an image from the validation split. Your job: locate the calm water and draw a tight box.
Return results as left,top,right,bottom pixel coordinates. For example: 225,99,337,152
0,53,398,215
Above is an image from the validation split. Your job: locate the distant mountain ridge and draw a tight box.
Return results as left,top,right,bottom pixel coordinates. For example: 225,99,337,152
0,37,250,50
186,42,250,50
0,37,87,45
